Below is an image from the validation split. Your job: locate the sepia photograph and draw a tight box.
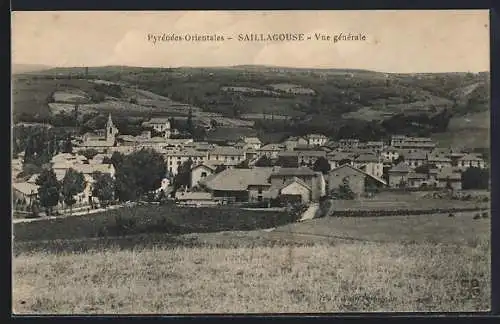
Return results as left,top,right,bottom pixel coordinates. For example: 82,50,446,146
11,10,491,313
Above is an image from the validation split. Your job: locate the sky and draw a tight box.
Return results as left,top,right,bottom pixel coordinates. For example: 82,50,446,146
11,10,490,73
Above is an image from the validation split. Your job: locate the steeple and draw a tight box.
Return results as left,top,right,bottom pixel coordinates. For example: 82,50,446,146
106,113,118,142
107,113,114,128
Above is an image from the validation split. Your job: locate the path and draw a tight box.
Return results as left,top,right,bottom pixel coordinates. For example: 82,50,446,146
299,202,319,222
13,204,126,224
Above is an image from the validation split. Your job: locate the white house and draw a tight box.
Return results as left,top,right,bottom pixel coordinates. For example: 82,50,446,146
381,146,400,162
207,146,246,165
191,163,217,188
457,154,486,170
267,177,312,204
305,134,328,147
353,154,384,179
165,148,208,175
241,137,262,150
258,143,285,158
143,118,172,138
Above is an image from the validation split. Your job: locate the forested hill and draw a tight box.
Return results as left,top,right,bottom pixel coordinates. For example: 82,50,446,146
12,65,489,146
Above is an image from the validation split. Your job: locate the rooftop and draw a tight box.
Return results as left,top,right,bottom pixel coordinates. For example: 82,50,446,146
270,167,317,177
201,167,274,191
13,182,39,195
148,118,171,124
389,162,412,173
210,146,245,156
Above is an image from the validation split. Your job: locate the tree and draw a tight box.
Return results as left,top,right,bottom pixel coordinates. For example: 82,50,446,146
235,159,250,169
215,165,227,173
187,107,194,135
254,155,273,167
35,168,61,216
92,172,115,208
394,155,405,165
79,148,99,160
62,135,73,154
461,167,489,190
173,159,193,191
110,151,124,168
313,157,331,174
114,148,167,201
330,176,355,200
276,156,299,168
61,168,86,214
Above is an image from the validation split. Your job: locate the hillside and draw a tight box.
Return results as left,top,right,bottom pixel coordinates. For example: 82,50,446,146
12,64,53,74
12,65,490,145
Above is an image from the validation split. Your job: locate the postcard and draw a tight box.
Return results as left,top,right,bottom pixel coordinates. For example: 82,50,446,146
11,10,491,314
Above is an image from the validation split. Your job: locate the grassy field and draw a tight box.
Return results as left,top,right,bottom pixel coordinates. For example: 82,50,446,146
13,239,490,313
13,210,490,313
432,111,490,149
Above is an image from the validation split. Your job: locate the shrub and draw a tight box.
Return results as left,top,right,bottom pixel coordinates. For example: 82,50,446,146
448,213,455,217
473,213,481,220
482,211,489,218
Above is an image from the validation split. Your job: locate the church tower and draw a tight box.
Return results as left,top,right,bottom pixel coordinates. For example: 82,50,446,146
106,114,118,143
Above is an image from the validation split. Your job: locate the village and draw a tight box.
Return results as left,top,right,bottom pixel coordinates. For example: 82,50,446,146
12,113,489,218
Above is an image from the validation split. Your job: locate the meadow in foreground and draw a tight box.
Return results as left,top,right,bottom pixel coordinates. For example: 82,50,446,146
13,238,490,314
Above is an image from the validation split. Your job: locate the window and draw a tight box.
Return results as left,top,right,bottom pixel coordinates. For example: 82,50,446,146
258,188,263,194
201,172,207,178
231,156,235,160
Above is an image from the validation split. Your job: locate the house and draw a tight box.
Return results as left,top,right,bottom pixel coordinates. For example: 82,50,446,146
390,135,408,147
12,182,38,206
353,153,383,179
327,152,353,169
326,164,386,197
406,172,429,188
191,163,217,188
199,167,275,202
305,134,328,146
277,151,301,168
266,177,312,204
388,162,413,188
427,155,453,170
165,148,208,175
339,139,360,151
390,135,435,151
362,141,384,152
258,143,285,159
142,117,172,138
381,146,400,162
207,146,246,165
297,150,327,167
283,136,308,151
456,154,486,170
269,167,324,201
405,151,428,168
436,167,462,190
240,136,262,150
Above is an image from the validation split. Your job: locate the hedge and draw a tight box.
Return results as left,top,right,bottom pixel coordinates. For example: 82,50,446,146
13,204,298,242
329,206,488,218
